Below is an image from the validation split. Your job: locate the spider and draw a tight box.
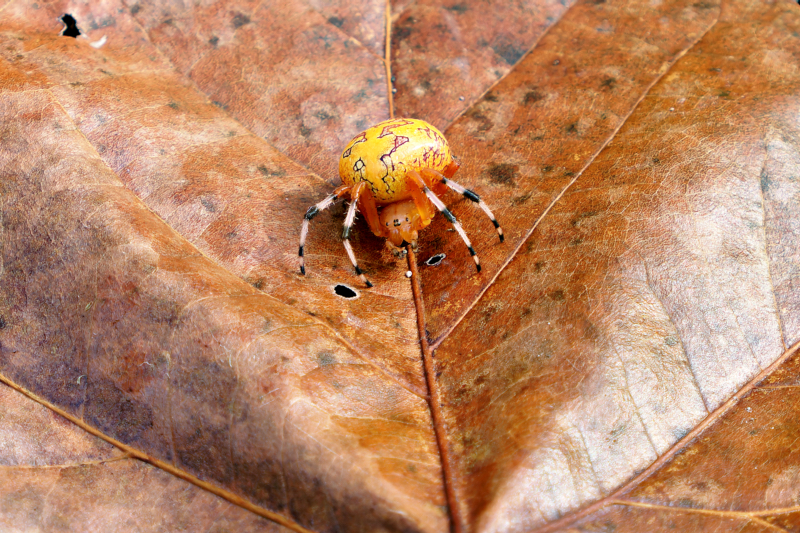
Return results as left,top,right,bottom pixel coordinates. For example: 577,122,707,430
298,118,504,287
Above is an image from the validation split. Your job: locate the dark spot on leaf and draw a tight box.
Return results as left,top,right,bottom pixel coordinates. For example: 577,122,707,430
251,279,264,290
761,171,771,193
209,36,219,46
60,14,80,38
571,210,598,227
566,122,578,134
258,165,286,178
130,4,141,15
232,12,250,29
212,101,228,110
200,198,215,212
299,124,312,137
333,284,358,299
394,21,413,41
317,352,336,366
511,192,531,206
167,101,179,110
718,90,731,98
485,163,519,186
549,290,565,301
601,77,616,90
692,1,714,8
327,16,344,27
492,40,525,65
484,91,499,102
523,90,544,105
446,3,468,13
0,316,5,329
468,110,492,132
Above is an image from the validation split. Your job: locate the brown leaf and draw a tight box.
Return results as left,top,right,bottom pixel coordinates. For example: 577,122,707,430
0,0,799,531
0,382,292,532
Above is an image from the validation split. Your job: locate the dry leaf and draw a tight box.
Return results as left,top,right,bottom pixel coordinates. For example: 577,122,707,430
0,0,799,531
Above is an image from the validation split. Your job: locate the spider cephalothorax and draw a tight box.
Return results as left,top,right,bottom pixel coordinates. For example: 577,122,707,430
299,118,504,287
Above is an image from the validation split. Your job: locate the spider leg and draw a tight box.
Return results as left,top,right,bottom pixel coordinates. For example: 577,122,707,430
343,181,373,287
424,170,504,242
299,185,350,275
407,170,482,272
356,185,387,238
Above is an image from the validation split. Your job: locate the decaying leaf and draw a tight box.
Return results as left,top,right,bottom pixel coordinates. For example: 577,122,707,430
0,0,799,531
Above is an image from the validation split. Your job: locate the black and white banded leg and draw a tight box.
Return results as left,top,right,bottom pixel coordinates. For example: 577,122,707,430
299,187,347,275
408,171,482,272
441,177,504,243
342,183,373,287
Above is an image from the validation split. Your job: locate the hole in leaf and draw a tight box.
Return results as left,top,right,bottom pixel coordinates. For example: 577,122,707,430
426,253,446,266
333,284,358,299
61,14,81,37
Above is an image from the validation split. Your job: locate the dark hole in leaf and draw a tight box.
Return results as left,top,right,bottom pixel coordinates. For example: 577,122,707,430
61,14,81,38
426,253,446,266
333,284,358,299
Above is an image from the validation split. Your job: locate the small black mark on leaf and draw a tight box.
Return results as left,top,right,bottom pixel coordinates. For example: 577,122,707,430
130,4,141,15
200,198,215,212
61,14,80,37
760,171,771,193
493,40,525,65
317,352,336,366
209,36,219,46
601,77,616,90
333,284,358,299
232,13,250,29
446,3,468,13
258,165,286,178
485,163,519,186
523,90,544,105
327,16,344,27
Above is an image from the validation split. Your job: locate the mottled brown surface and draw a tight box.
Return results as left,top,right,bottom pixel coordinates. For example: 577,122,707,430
0,383,292,532
0,0,799,532
391,0,576,131
421,0,800,529
0,86,444,530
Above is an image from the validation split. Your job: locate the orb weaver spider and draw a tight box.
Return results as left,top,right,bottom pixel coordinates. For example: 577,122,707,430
298,118,504,287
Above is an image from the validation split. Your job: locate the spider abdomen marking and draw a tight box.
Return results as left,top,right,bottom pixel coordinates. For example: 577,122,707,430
339,118,455,205
298,118,504,287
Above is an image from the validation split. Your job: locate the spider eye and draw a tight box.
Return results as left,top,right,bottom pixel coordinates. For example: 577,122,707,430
385,222,389,226
405,217,409,222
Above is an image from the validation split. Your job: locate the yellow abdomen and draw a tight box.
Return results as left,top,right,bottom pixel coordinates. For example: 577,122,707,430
338,118,454,205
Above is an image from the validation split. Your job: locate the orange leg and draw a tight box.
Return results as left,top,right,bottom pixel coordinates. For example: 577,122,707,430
420,168,448,196
357,186,387,238
406,171,437,226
